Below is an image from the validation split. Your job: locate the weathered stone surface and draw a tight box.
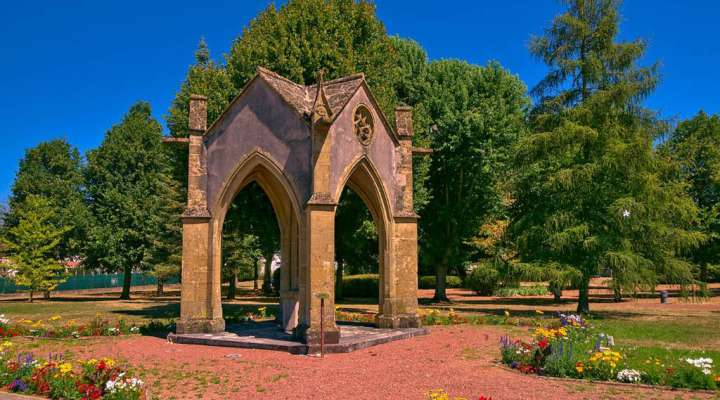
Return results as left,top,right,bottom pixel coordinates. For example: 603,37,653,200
177,68,422,346
168,321,429,355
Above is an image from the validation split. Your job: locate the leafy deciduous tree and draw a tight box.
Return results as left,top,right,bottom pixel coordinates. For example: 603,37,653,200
420,60,529,301
85,102,180,300
6,139,87,260
2,195,69,301
665,111,720,282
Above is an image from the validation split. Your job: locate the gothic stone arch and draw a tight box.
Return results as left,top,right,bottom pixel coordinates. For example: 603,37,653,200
174,67,421,346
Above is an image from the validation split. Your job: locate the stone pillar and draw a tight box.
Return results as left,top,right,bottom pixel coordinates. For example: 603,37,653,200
379,105,420,328
297,101,340,346
300,203,340,346
177,95,225,334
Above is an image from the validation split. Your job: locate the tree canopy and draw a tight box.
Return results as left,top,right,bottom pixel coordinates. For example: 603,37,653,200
6,139,87,259
85,102,181,299
511,0,703,313
2,195,69,301
418,60,529,300
665,111,720,282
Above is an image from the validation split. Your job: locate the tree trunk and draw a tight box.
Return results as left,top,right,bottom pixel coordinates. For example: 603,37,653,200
335,260,344,300
29,290,34,303
613,287,623,302
253,259,259,291
262,251,273,295
434,262,449,302
227,272,236,300
156,279,164,296
576,274,590,314
553,287,562,303
120,265,132,300
43,290,51,300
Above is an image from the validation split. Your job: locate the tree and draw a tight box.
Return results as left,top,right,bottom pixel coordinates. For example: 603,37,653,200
2,195,69,301
85,102,180,300
419,60,529,301
166,38,236,139
223,231,261,299
665,112,720,282
226,0,399,117
6,139,87,260
335,187,378,298
512,0,703,313
222,182,279,296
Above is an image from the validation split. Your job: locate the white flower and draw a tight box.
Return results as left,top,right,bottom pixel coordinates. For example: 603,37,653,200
617,369,641,383
622,209,631,218
71,331,80,338
685,357,713,375
130,326,140,334
0,315,10,324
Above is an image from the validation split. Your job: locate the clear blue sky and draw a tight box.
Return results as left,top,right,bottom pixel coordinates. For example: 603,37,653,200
1,1,718,204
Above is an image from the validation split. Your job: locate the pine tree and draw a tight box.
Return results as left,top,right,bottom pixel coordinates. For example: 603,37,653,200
85,102,180,300
512,0,704,313
2,195,69,301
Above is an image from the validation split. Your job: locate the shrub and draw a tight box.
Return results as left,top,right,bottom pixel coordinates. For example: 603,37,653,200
494,285,548,297
465,264,500,295
418,275,463,289
341,274,378,298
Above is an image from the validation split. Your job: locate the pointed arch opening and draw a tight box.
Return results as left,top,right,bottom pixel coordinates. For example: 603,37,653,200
211,152,302,332
333,157,394,325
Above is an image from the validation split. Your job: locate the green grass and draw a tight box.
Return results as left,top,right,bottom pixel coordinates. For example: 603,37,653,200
593,318,719,349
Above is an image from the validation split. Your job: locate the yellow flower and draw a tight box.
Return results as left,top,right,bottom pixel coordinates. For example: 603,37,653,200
102,358,115,368
21,319,33,324
0,341,13,350
85,358,98,365
504,310,510,317
49,315,61,321
59,362,72,374
535,309,544,315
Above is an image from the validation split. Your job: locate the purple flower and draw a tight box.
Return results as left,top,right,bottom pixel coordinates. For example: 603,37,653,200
9,379,28,392
510,361,519,369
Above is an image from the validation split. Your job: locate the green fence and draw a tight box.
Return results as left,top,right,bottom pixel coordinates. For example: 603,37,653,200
0,273,179,294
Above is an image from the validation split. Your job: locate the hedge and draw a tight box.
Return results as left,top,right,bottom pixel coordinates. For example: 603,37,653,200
418,275,463,289
341,274,379,298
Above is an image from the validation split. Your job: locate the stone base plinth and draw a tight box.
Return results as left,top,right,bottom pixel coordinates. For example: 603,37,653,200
167,321,429,355
176,318,225,334
376,313,421,329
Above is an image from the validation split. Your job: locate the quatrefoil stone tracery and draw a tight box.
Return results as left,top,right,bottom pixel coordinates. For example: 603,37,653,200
353,105,374,146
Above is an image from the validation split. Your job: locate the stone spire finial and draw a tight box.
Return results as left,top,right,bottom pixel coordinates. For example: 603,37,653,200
311,69,332,126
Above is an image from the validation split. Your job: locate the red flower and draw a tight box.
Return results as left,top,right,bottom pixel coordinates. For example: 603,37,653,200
77,383,102,400
479,397,493,400
97,360,107,371
538,338,549,350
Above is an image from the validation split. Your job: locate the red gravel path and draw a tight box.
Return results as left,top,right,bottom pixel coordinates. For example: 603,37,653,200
58,325,715,400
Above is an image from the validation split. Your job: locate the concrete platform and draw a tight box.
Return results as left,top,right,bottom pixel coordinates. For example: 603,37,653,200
167,321,429,355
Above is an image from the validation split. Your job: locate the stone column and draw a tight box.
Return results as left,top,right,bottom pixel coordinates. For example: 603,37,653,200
177,95,225,334
380,106,421,328
297,103,340,346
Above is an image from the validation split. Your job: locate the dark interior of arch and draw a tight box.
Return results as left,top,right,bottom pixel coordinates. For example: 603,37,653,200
221,181,281,301
334,186,378,300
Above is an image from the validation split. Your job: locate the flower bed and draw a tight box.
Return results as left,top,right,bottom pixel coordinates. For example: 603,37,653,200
0,314,141,339
0,341,144,399
499,313,719,391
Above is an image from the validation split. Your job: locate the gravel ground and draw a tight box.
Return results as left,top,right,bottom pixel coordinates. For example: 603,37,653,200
48,325,717,400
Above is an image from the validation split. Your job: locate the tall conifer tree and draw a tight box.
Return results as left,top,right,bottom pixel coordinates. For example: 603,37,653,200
512,0,703,312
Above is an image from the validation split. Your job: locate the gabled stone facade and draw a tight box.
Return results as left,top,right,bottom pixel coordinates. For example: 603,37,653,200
175,67,421,346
